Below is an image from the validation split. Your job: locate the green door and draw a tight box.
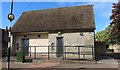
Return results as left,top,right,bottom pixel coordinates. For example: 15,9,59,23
56,37,63,57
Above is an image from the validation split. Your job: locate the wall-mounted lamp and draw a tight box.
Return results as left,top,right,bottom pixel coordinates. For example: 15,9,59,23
24,35,27,37
80,32,84,36
58,31,62,36
38,35,41,37
51,43,54,50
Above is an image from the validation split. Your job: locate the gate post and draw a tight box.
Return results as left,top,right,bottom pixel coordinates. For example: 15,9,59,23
34,46,36,59
29,46,31,57
65,46,66,59
78,46,80,60
48,46,50,60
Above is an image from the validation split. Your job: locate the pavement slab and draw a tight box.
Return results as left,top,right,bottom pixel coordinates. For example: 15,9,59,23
1,55,120,70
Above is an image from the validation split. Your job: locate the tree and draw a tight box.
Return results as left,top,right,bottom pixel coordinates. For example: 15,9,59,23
96,25,112,44
110,0,120,44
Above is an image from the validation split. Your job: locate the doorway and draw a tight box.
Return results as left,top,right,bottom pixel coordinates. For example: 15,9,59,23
21,38,29,56
56,37,63,57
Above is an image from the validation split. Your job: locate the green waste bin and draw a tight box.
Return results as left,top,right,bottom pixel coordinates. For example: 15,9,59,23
16,51,25,63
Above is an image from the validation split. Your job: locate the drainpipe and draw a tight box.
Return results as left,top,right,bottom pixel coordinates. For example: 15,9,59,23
94,31,97,63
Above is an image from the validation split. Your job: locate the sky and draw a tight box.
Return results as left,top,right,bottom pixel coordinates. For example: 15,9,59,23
1,1,118,32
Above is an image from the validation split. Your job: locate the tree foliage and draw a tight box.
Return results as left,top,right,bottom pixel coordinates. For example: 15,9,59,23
96,0,120,45
96,25,120,44
110,0,120,44
96,25,112,44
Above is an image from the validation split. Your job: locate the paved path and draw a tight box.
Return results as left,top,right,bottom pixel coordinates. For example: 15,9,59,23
2,59,119,69
1,55,120,70
97,57,119,64
22,62,59,68
1,62,119,70
0,58,2,70
53,60,119,68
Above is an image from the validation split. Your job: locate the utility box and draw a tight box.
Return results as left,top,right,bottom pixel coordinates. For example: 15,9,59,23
16,51,25,63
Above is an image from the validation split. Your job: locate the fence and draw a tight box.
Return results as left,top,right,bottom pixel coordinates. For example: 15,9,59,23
64,45,94,60
22,45,94,60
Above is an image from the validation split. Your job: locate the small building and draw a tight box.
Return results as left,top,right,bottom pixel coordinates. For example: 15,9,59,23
12,5,96,60
0,28,8,57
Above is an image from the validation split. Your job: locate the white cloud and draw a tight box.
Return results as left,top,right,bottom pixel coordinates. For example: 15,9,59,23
74,2,112,18
93,3,113,32
102,11,112,18
1,0,118,2
94,3,110,9
92,2,112,18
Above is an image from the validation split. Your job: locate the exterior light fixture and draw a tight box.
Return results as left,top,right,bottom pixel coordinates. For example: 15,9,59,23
58,31,62,36
38,35,41,37
51,43,54,50
8,13,15,22
80,32,84,36
24,35,27,37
